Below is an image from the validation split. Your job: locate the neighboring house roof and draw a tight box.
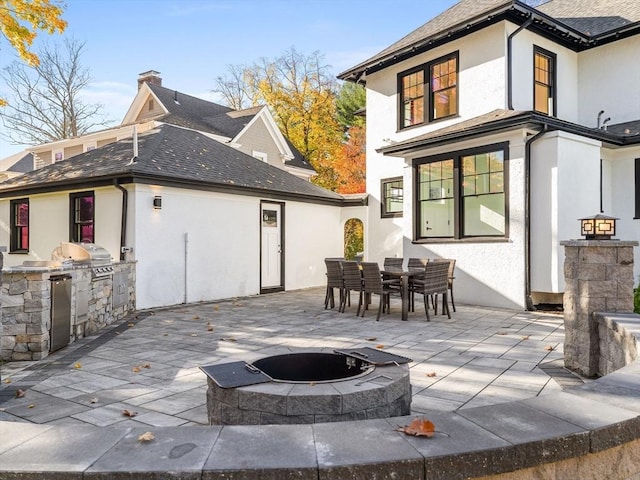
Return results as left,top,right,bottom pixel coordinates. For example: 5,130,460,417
5,152,34,173
377,109,640,156
144,84,315,173
338,0,640,81
0,124,348,205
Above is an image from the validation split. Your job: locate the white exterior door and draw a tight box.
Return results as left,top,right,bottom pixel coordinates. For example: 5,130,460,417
261,202,283,291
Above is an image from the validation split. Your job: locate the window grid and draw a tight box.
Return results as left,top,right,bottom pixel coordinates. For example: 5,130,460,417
399,52,458,129
415,145,508,241
534,47,555,115
381,177,404,218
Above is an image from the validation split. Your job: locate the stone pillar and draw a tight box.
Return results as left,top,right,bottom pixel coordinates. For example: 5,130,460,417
561,240,638,377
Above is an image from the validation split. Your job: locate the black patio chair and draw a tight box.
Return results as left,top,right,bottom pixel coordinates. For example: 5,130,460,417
360,262,397,321
324,258,344,309
340,261,364,314
412,260,451,321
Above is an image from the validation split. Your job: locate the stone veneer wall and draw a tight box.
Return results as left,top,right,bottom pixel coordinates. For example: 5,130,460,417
0,262,135,361
560,240,637,377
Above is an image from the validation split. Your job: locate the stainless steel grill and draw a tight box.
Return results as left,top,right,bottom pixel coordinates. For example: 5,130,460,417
52,242,114,278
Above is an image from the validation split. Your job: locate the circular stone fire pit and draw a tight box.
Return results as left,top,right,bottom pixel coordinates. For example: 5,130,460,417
204,348,412,425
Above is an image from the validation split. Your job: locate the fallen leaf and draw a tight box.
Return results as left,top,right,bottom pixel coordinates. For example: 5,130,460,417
16,389,25,398
396,417,435,437
544,345,555,351
191,333,198,337
138,431,155,442
128,323,135,327
193,315,200,320
90,397,99,404
375,344,385,349
426,372,437,377
496,332,508,335
213,305,220,311
366,337,377,341
309,382,316,386
74,362,82,369
233,302,243,307
28,404,35,409
521,335,530,340
3,378,11,384
163,333,169,336
207,325,214,332
115,331,121,335
221,337,237,342
141,363,151,369
122,409,138,418
132,366,141,373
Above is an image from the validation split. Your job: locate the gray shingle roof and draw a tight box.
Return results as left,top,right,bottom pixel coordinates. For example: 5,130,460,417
377,109,640,156
147,84,314,172
338,0,640,81
537,0,640,36
0,125,343,203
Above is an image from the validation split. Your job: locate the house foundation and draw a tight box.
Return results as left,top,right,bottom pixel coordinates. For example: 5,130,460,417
561,239,637,376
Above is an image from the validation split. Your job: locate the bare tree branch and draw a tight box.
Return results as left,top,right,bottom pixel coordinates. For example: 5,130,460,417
0,37,110,145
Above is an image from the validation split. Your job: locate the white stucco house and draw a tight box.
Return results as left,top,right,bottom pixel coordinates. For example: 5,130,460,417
339,0,640,309
0,73,366,310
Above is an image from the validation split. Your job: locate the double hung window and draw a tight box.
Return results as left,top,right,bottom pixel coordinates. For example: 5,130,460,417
70,191,94,243
399,52,458,128
415,144,508,240
10,198,29,252
534,46,556,116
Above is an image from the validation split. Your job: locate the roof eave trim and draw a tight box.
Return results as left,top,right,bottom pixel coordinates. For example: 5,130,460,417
377,114,636,156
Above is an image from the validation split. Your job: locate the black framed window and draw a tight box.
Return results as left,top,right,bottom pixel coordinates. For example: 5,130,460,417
635,158,640,219
381,177,403,218
399,51,458,129
534,46,556,116
415,143,508,240
10,198,29,252
70,191,94,243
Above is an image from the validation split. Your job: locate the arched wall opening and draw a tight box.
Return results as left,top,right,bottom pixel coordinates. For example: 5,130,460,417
344,218,364,260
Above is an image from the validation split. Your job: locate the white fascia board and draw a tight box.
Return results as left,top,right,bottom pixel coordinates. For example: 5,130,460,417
234,106,294,160
120,83,168,125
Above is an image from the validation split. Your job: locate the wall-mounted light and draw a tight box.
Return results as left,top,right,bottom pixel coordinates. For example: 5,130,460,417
579,214,617,240
153,196,162,210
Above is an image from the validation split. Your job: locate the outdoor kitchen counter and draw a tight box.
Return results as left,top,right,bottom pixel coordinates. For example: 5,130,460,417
0,313,639,479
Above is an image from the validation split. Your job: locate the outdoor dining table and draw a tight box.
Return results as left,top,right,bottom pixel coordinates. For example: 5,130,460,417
380,267,425,321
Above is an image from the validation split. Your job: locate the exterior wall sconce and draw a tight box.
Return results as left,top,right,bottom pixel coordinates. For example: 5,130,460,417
579,214,617,240
153,196,162,210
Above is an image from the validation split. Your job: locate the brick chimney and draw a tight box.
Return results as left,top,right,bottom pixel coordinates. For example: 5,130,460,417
138,70,162,90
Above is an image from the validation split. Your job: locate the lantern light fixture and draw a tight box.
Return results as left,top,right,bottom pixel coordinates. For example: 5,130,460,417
579,214,617,240
153,196,162,210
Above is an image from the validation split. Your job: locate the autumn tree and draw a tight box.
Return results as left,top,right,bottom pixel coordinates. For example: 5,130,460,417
0,0,67,106
1,38,110,145
214,47,343,189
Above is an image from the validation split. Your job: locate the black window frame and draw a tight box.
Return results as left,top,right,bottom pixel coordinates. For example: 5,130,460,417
381,177,404,218
413,142,510,242
398,51,459,130
635,158,640,219
69,191,95,243
10,198,29,253
533,45,556,116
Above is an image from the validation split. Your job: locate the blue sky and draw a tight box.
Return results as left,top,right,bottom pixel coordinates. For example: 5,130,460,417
0,0,458,158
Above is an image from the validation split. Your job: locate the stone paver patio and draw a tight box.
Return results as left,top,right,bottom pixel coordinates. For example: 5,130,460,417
0,287,581,427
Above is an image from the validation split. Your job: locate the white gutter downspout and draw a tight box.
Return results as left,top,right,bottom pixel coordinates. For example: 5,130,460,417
184,232,189,304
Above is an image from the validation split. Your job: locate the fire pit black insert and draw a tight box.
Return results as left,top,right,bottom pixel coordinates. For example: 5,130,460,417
202,347,413,425
252,352,372,383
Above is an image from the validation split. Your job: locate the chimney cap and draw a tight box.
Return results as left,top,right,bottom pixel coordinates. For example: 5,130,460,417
138,70,161,78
